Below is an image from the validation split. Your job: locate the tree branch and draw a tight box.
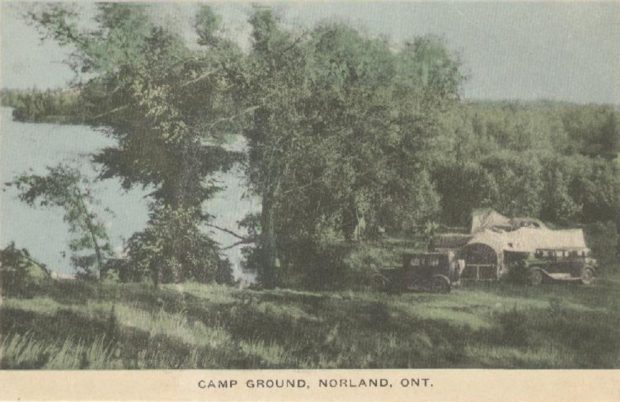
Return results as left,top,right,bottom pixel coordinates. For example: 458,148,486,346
221,237,258,250
205,105,260,131
205,223,247,240
91,104,129,121
179,68,221,88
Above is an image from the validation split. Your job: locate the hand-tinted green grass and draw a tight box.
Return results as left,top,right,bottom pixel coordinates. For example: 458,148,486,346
1,276,619,369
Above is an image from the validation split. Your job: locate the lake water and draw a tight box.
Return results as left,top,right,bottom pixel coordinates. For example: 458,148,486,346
0,107,258,280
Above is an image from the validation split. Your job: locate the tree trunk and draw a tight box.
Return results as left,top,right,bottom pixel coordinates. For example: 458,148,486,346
74,189,104,280
260,190,278,288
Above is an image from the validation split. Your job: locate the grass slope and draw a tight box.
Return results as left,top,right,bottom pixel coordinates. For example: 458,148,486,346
1,276,619,369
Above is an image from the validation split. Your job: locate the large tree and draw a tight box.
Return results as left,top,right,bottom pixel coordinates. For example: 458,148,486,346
242,9,464,287
27,3,242,283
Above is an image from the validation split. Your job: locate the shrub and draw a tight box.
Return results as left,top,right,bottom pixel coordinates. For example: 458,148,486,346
0,243,49,297
584,221,619,272
342,245,396,289
276,241,350,290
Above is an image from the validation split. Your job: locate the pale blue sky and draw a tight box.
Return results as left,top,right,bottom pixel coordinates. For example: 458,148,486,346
1,1,619,104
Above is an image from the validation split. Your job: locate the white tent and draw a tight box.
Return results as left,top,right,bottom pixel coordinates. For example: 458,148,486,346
460,227,588,280
467,229,510,254
504,227,587,253
470,208,511,234
466,227,588,255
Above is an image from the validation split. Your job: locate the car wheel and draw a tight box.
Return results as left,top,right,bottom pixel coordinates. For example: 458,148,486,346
431,275,451,293
528,268,543,286
580,267,595,285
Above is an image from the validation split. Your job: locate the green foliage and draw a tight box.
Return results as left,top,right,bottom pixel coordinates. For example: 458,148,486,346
194,4,223,47
272,237,427,290
6,165,112,279
0,89,22,107
560,104,620,159
432,160,496,226
584,221,619,271
27,3,245,284
15,3,620,287
1,88,86,123
538,155,581,225
479,151,544,217
431,102,620,242
340,243,413,290
125,205,234,285
0,243,50,297
243,11,463,286
454,101,619,159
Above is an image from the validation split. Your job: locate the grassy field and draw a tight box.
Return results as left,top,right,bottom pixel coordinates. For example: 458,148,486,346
1,275,619,369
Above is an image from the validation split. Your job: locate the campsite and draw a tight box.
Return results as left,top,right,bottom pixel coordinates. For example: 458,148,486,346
1,207,619,369
428,209,598,286
1,2,619,370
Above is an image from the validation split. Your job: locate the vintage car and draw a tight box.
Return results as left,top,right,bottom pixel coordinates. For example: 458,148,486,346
373,251,464,293
517,248,597,285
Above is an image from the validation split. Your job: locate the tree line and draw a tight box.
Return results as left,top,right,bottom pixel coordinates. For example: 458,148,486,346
0,88,87,123
3,3,619,288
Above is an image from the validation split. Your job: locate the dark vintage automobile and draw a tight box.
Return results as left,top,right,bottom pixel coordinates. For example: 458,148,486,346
517,248,597,285
373,252,464,293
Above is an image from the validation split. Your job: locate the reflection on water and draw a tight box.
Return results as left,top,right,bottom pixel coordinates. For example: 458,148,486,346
0,107,258,280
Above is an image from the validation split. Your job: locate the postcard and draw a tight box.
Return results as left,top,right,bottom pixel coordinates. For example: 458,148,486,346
1,1,619,401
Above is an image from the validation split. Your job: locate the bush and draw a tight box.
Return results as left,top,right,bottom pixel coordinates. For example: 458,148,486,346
584,221,619,272
342,245,396,289
124,206,235,285
0,243,50,297
273,238,426,291
276,241,350,290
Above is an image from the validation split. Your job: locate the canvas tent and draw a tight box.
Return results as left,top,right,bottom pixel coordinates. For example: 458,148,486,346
461,230,510,280
510,217,547,230
462,228,588,279
470,208,512,233
427,208,592,280
471,208,549,234
503,227,587,253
